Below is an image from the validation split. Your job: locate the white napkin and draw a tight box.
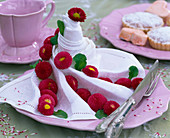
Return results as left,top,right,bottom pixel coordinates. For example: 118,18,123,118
0,48,145,120
0,72,40,114
56,14,96,56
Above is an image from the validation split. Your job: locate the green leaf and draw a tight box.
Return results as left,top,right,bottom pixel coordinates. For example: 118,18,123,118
74,60,87,71
128,66,139,80
73,53,87,62
53,110,68,119
95,110,107,119
73,53,87,71
57,20,65,36
50,34,58,45
29,59,41,69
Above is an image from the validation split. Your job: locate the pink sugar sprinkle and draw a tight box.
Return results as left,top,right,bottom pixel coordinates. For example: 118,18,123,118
156,111,162,115
30,132,37,135
92,23,96,26
94,36,98,41
133,114,141,117
163,117,168,120
155,132,160,136
163,134,166,137
90,27,95,30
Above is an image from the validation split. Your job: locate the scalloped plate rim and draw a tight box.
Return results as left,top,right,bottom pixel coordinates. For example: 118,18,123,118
99,3,170,60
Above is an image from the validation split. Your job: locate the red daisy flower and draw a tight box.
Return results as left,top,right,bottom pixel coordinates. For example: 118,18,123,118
68,7,86,22
103,101,120,115
39,44,52,60
39,78,58,94
87,93,107,112
114,78,132,88
54,51,73,69
131,78,143,90
35,61,52,80
65,75,78,91
82,65,99,78
38,101,54,115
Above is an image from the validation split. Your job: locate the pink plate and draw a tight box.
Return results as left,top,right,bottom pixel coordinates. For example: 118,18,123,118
99,3,170,60
0,27,55,64
16,70,170,131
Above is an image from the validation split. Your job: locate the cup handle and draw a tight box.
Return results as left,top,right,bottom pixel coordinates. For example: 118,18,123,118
42,0,55,28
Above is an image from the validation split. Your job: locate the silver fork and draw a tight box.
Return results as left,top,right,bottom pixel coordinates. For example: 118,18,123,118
95,70,161,134
105,70,162,138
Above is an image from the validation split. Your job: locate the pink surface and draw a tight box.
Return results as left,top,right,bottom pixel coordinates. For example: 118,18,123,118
99,3,170,60
0,0,55,47
0,27,55,64
16,70,170,131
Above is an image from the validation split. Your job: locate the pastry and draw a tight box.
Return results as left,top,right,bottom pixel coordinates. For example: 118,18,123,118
145,0,169,19
148,27,170,51
119,27,148,46
165,14,170,26
122,12,164,32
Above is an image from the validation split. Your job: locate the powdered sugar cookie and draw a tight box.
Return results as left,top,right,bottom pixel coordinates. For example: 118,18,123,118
148,27,170,51
122,12,164,32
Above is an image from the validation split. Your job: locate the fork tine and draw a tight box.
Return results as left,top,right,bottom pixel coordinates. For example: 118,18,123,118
145,69,159,93
144,71,161,96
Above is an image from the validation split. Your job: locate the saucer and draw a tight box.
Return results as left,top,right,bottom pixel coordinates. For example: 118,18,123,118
0,27,55,64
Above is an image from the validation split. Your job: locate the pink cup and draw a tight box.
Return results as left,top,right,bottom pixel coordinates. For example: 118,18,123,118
0,0,55,47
